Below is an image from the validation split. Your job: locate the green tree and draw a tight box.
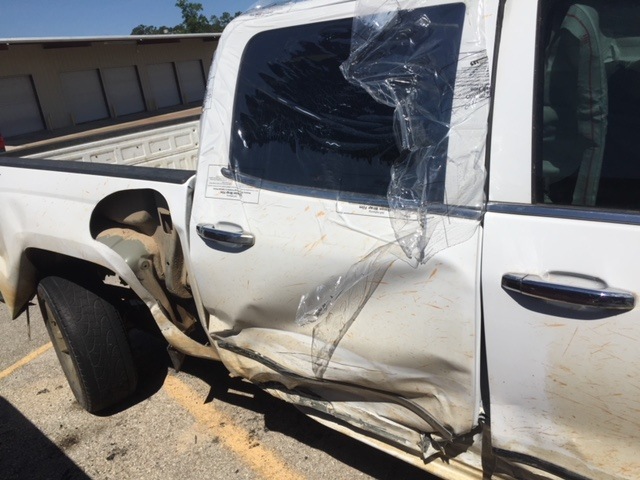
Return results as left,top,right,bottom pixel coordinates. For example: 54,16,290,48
210,11,243,32
131,24,177,35
175,0,211,33
131,2,242,35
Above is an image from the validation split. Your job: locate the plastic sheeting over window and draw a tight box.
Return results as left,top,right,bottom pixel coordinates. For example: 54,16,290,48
341,0,489,261
228,17,398,203
295,0,490,378
202,0,490,379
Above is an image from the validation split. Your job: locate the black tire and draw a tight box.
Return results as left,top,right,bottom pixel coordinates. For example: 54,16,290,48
37,276,138,413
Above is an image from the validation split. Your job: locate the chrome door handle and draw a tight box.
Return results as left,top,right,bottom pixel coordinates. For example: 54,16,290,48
502,273,635,311
196,224,255,247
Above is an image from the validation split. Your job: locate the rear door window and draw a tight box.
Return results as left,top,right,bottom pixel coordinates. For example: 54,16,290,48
229,8,465,204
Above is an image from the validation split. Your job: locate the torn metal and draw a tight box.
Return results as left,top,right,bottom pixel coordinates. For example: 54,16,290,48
215,336,454,441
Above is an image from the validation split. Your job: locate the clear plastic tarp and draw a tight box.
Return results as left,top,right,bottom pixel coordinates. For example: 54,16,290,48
295,0,491,377
203,0,491,379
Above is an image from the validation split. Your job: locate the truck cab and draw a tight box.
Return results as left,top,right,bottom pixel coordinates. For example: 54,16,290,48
2,1,640,478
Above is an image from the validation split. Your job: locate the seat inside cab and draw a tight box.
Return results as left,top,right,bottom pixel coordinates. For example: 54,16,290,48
541,1,640,210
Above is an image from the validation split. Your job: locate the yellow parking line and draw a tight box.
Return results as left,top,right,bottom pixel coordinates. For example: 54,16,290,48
0,342,52,381
163,374,306,480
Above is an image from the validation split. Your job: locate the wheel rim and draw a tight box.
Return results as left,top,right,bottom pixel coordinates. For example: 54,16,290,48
44,302,84,403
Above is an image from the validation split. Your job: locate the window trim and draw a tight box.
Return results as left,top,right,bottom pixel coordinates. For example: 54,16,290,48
531,0,548,205
487,201,640,226
222,166,484,218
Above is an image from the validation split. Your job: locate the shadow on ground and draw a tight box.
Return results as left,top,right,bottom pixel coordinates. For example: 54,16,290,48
99,321,436,479
181,355,436,480
0,396,91,480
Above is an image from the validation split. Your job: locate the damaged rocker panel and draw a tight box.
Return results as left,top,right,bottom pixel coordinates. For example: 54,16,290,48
215,338,455,442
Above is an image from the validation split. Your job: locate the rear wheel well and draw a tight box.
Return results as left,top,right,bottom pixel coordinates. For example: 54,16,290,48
24,189,213,362
25,248,156,328
26,248,115,287
89,188,202,340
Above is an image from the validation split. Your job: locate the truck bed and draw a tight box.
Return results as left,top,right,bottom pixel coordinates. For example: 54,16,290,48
0,156,195,317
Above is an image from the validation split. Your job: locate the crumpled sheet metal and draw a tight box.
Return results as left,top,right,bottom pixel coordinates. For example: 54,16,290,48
297,0,490,378
297,243,395,377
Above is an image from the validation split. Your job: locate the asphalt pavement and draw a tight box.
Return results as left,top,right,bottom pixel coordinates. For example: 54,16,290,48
0,299,435,480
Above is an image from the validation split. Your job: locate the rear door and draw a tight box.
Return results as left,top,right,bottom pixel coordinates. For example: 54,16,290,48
190,0,489,444
484,1,640,478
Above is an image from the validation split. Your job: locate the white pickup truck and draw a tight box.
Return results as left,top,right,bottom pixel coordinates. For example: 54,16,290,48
1,0,639,478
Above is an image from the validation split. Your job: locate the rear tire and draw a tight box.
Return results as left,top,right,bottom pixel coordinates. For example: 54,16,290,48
37,276,137,413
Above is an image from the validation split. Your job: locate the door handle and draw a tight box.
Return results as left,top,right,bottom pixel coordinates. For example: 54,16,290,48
502,273,635,311
196,223,255,247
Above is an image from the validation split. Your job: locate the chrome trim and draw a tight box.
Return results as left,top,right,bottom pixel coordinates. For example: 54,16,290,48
487,202,640,226
502,273,635,311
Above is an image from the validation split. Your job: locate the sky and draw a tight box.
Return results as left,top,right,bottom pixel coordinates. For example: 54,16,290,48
0,0,258,38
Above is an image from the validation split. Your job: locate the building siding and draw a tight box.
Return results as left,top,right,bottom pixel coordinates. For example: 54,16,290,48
0,36,217,136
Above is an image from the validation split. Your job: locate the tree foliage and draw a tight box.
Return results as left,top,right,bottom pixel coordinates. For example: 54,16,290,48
131,1,242,35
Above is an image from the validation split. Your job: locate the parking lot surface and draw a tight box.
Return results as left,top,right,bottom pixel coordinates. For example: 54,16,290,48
1,300,435,480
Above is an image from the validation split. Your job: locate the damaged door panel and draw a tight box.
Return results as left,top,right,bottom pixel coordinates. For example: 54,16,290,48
189,0,488,459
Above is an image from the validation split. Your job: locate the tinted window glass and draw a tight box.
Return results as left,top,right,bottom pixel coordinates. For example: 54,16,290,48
229,10,463,203
537,0,640,209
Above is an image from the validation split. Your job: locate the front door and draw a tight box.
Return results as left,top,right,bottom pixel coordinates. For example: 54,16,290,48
484,1,640,478
190,0,489,448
